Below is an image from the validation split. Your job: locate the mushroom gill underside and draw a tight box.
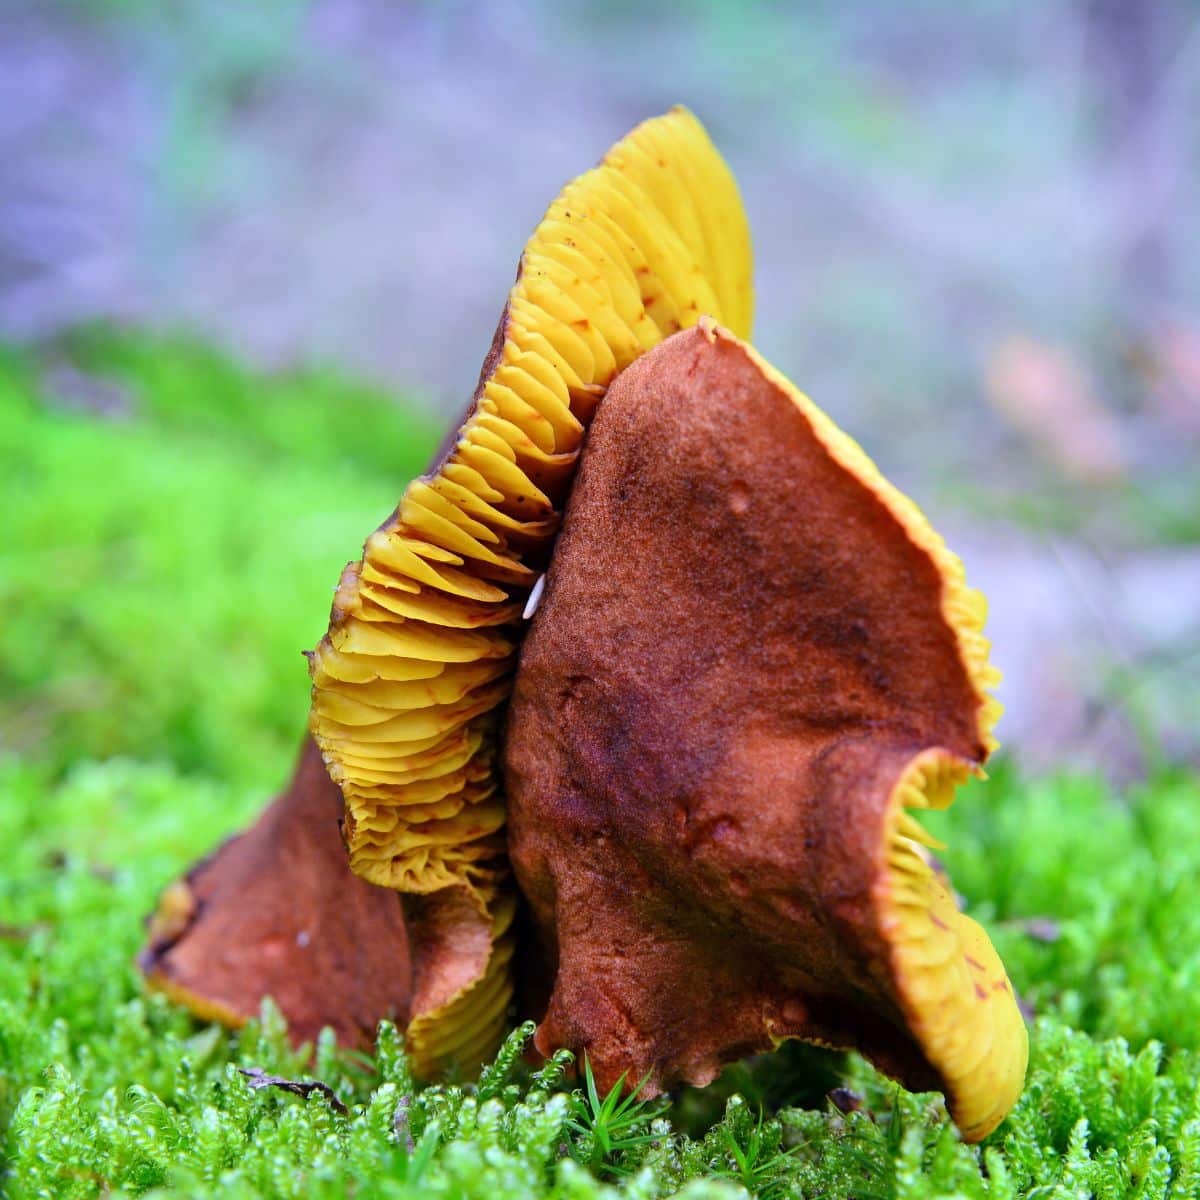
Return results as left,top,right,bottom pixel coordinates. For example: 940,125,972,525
306,106,753,1078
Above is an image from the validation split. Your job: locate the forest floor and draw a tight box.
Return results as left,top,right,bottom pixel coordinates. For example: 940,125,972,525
3,334,1200,1198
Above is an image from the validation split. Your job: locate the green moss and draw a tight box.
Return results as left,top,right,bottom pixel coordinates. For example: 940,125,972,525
3,753,1198,1197
935,764,1200,1049
2,332,1198,1198
0,329,439,787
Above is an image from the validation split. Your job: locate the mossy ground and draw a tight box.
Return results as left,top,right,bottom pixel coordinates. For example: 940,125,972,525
3,333,1198,1198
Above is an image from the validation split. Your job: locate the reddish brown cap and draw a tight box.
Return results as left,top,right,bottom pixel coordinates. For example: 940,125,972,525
139,738,413,1049
505,323,1024,1141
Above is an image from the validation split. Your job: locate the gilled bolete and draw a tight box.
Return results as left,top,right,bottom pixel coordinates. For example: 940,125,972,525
504,322,1026,1142
306,107,753,1076
139,105,1027,1142
139,738,412,1048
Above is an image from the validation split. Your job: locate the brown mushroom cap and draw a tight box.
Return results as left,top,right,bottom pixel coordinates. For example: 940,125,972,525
504,323,1025,1142
308,108,753,1076
140,738,412,1048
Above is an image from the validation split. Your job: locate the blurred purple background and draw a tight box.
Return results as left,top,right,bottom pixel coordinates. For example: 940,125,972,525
3,0,1198,771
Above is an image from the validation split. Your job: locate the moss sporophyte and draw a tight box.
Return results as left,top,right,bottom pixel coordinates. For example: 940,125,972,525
140,107,1026,1142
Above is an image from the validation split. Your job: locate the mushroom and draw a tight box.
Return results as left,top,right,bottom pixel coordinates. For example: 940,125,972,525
138,108,1027,1139
504,322,1026,1142
308,107,752,1076
140,737,412,1048
142,106,753,1069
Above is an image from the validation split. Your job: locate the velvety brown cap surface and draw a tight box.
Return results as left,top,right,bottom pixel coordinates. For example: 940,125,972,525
140,738,413,1049
504,323,1025,1140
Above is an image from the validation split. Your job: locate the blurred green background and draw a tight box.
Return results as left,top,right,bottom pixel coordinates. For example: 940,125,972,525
2,0,1198,785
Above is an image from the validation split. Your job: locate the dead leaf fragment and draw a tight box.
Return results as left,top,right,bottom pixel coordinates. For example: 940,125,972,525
238,1067,349,1115
986,335,1127,482
828,1087,864,1114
